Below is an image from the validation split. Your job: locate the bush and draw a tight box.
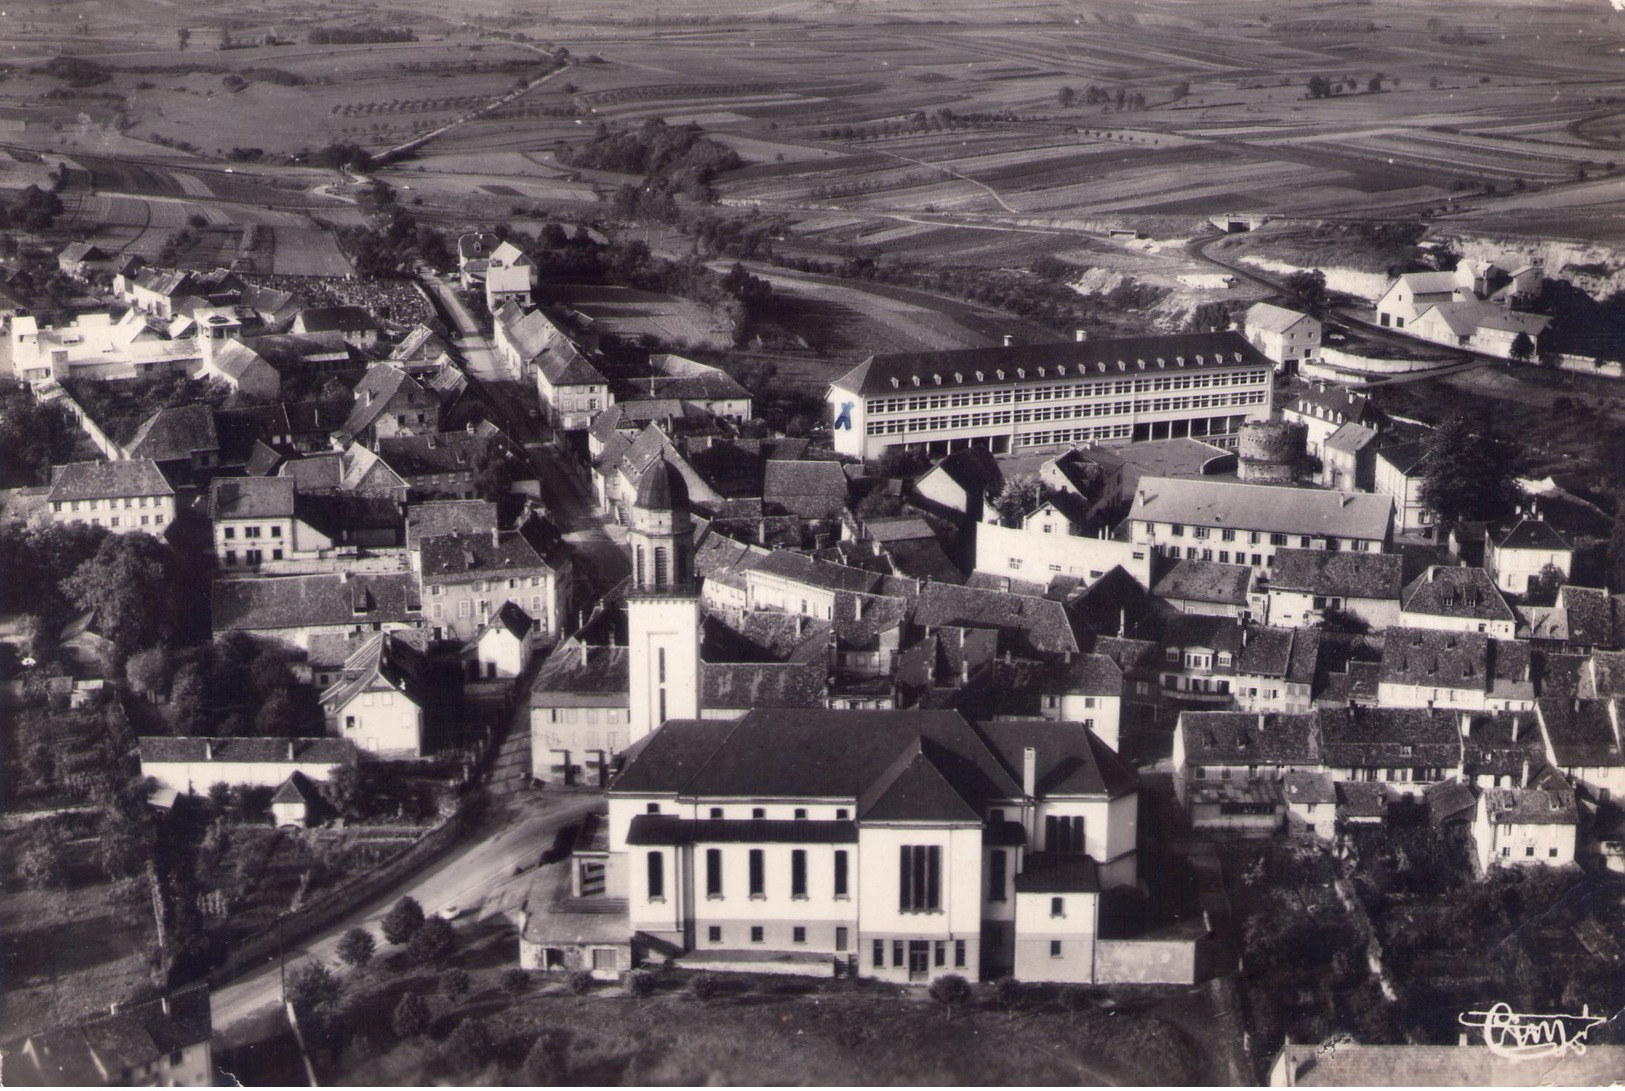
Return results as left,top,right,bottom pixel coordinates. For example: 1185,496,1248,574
391,992,430,1039
688,971,724,1001
286,962,343,1020
441,1017,495,1071
502,967,531,996
1058,984,1090,1022
624,968,655,1000
522,1037,567,1084
337,928,375,970
568,969,595,998
442,967,470,998
406,915,454,967
381,896,425,945
995,975,1024,1019
928,973,972,1019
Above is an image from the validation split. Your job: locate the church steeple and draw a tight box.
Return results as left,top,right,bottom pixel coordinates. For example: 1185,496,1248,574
628,458,694,593
626,456,700,745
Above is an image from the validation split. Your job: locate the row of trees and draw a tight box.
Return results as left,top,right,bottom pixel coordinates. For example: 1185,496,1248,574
1058,84,1149,111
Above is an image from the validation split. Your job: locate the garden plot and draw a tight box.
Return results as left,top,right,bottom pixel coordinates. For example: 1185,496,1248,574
545,284,733,351
270,227,353,278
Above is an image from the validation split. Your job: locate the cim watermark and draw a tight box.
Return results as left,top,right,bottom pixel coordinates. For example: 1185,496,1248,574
1458,1002,1607,1060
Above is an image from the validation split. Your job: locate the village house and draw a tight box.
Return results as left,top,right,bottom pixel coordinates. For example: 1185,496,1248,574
376,427,517,501
10,311,202,386
493,302,610,432
1281,384,1382,461
627,354,754,421
483,240,538,312
465,600,538,683
208,476,341,570
1152,559,1255,619
211,571,423,653
1373,627,1537,712
418,517,572,640
1484,518,1572,596
199,338,281,400
1318,420,1380,492
1317,705,1463,795
320,632,435,757
529,638,632,787
826,331,1273,461
1173,710,1320,833
292,305,383,349
607,709,1137,984
1472,786,1579,870
1372,442,1430,536
1,984,214,1087
123,404,221,476
456,231,501,291
57,241,118,280
138,736,357,796
1127,476,1393,578
47,459,176,533
1243,302,1321,375
974,515,1155,590
1398,566,1517,637
336,364,443,448
1266,548,1404,630
1535,696,1625,804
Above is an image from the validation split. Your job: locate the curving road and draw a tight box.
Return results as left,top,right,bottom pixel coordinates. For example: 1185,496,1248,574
211,791,601,1037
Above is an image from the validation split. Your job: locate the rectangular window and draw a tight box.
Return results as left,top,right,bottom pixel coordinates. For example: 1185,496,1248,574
224,527,235,539
836,927,849,952
893,941,904,968
988,850,1007,902
834,850,849,897
954,939,966,968
793,926,807,944
706,848,723,897
1051,896,1065,918
709,926,722,943
751,926,764,943
749,849,765,898
1045,815,1086,854
1051,940,1063,958
710,807,724,819
646,852,664,901
899,845,941,912
791,850,807,899
873,939,885,967
935,940,946,967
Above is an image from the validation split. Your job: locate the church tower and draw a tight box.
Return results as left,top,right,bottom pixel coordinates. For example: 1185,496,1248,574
626,459,700,745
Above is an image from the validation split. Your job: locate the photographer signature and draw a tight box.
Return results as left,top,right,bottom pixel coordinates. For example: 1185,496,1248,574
1458,1002,1607,1060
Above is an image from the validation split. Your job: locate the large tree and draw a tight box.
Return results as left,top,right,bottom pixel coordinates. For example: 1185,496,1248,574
59,532,176,654
1418,413,1523,526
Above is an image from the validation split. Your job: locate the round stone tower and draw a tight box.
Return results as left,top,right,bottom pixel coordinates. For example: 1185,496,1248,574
1237,419,1306,484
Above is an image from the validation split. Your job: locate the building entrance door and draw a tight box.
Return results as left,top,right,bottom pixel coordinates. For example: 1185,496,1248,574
908,940,930,982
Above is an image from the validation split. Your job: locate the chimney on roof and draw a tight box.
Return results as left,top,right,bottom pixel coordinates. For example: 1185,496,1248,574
110,1001,121,1015
287,740,295,761
1257,712,1265,733
1075,329,1087,342
204,740,213,761
161,995,170,1017
1003,334,1014,348
1022,746,1036,798
1521,756,1530,788
1460,712,1471,738
492,525,501,549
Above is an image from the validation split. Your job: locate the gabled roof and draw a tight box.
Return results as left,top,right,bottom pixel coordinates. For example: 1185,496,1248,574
1041,652,1124,697
1181,711,1319,766
1378,627,1490,690
910,581,1082,656
1376,441,1427,475
209,475,295,520
1400,566,1514,623
701,660,829,711
4,984,212,1086
271,770,321,806
1538,697,1623,767
212,572,420,632
1555,585,1617,649
320,631,434,713
420,528,553,581
1245,301,1316,334
1129,476,1392,541
405,499,499,549
1317,706,1461,770
338,364,429,441
477,600,534,642
1287,383,1378,428
124,404,220,463
376,430,485,478
1460,710,1547,778
1269,548,1403,600
296,305,379,333
210,339,276,384
763,460,849,519
531,639,629,702
1324,420,1380,455
1013,854,1100,894
47,459,174,503
980,719,1137,798
749,551,883,595
1390,270,1461,296
496,303,605,387
139,736,357,764
831,330,1269,397
1152,559,1251,606
641,353,752,401
1482,786,1578,826
1164,612,1244,655
1495,517,1570,553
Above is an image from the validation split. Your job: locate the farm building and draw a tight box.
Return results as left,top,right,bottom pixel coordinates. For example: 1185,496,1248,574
1243,303,1320,376
825,332,1273,461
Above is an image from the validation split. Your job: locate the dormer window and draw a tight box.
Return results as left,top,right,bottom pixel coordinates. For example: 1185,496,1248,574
890,377,900,389
1096,361,1106,372
1136,359,1145,369
1056,364,1067,375
932,373,942,385
1036,367,1045,378
1195,355,1205,365
995,369,1005,380
1234,352,1244,362
1116,360,1126,371
1176,356,1185,366
1016,368,1025,379
974,371,984,381
953,372,963,383
912,376,921,387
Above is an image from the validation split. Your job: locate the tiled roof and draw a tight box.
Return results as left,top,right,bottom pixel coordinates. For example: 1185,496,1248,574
1400,566,1514,622
928,447,1002,493
376,431,483,478
911,581,1081,656
1556,586,1617,649
209,475,295,520
1393,270,1461,296
1336,781,1388,817
420,529,551,581
763,460,849,519
750,551,882,595
612,710,1024,820
212,572,420,632
271,770,321,805
1375,441,1427,475
1482,786,1578,825
693,530,770,590
125,404,219,461
319,632,432,712
1236,626,1299,679
1324,420,1380,455
47,459,173,503
496,302,604,386
405,500,499,549
1282,769,1336,805
477,600,534,642
1378,627,1489,690
1287,626,1321,685
140,736,357,764
1460,710,1547,778
641,353,752,401
1287,382,1376,427
1317,706,1461,770
210,339,276,384
1153,559,1251,606
1129,476,1393,541
830,590,908,649
1537,697,1624,767
831,330,1269,397
530,640,629,702
1245,301,1315,335
1269,548,1403,600
1180,710,1319,766
1164,612,1244,655
4,984,212,1086
1496,517,1570,552
1042,652,1124,696
702,660,828,710
860,515,937,543
338,364,424,440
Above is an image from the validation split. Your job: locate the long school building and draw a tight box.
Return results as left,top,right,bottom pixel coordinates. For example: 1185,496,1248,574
826,331,1274,461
